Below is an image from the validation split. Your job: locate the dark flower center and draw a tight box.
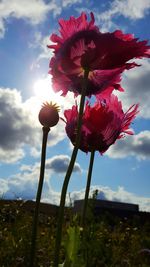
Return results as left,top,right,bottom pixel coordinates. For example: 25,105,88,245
56,30,101,71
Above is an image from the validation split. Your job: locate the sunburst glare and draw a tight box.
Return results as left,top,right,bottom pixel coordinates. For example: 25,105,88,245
33,76,63,106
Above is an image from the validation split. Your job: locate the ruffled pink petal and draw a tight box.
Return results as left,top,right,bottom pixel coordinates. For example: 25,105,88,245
48,12,98,51
121,104,139,134
89,67,125,97
114,30,135,41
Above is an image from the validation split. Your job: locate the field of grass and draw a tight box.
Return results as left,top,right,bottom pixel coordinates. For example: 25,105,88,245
0,200,150,267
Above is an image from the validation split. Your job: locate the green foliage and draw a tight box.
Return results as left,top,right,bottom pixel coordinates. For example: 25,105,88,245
61,225,85,267
0,200,150,267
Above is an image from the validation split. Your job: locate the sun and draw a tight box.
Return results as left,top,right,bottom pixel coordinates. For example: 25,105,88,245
33,76,63,106
31,76,78,116
33,79,50,99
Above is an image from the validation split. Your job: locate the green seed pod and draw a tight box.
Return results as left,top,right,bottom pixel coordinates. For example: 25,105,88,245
39,101,60,127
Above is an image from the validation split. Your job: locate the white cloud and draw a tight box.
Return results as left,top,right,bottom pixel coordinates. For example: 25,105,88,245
1,165,150,211
46,154,82,173
62,0,82,8
0,148,25,164
30,35,54,70
30,147,41,158
0,17,5,37
0,179,9,197
0,0,61,38
38,35,52,60
84,0,150,31
2,164,45,199
0,88,39,163
29,32,43,49
106,131,150,160
115,59,150,119
0,87,66,163
0,154,82,202
109,0,150,20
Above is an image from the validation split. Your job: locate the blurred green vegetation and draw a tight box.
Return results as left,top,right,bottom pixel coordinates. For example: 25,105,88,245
0,200,150,267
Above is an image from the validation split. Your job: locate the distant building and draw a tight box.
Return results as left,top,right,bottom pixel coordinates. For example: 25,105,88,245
1,199,150,223
74,199,139,213
73,199,142,221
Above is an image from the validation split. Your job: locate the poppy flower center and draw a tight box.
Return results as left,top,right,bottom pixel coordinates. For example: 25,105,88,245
57,30,100,72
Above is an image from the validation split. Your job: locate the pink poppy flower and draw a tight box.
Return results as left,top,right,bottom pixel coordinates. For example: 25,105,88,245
63,95,139,153
48,12,150,97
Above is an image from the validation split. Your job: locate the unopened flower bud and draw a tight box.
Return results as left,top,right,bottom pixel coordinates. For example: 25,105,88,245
39,101,60,128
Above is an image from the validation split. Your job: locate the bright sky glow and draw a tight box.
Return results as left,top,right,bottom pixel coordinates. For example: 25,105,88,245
0,0,150,211
32,76,77,115
33,77,61,103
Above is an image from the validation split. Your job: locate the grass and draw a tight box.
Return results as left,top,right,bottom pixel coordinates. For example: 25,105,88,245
0,200,150,267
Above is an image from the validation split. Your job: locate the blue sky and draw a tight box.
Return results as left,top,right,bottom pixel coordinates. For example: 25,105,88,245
0,0,150,211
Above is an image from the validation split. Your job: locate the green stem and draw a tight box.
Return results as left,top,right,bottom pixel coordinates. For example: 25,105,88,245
53,70,89,267
81,150,95,226
29,126,50,267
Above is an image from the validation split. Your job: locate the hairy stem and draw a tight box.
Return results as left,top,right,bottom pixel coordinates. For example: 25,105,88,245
53,70,89,267
81,150,95,226
29,126,50,267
